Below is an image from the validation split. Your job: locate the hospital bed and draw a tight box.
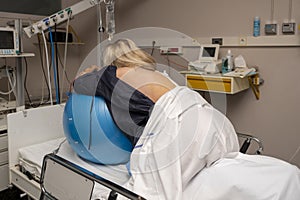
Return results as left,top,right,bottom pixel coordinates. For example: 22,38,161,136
8,105,300,200
8,105,145,200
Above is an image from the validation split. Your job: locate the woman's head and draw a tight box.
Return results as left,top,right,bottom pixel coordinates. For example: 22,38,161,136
103,39,156,70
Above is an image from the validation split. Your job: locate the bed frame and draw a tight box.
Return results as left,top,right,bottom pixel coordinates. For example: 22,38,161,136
8,105,65,199
7,104,265,200
40,153,145,200
7,105,145,200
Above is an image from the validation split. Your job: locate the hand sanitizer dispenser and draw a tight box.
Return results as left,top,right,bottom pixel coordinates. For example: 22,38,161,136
226,49,234,71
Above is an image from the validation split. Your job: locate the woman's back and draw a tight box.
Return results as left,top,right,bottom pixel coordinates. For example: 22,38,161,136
117,66,176,103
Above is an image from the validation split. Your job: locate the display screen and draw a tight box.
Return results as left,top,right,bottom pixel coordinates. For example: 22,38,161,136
202,47,216,57
0,31,14,49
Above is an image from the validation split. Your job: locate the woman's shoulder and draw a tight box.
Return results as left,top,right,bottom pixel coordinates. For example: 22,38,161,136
83,65,117,78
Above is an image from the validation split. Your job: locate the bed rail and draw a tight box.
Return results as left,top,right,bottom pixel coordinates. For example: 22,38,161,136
237,132,264,154
40,153,146,200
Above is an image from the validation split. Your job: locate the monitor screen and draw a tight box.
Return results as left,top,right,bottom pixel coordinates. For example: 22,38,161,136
199,44,219,61
0,31,14,49
202,47,216,57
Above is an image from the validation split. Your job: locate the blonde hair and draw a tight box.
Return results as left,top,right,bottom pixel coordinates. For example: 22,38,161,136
103,39,156,70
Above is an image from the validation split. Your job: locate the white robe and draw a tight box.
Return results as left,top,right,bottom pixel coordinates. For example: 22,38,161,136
124,86,300,200
126,86,240,199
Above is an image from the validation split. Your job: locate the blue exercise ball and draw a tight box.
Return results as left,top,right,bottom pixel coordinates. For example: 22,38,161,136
63,93,133,165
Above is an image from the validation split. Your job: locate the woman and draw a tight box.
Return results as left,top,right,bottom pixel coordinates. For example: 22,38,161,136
74,39,300,200
75,40,241,200
74,38,176,146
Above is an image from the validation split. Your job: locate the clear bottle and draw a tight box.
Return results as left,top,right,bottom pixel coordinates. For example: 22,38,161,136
253,16,260,37
226,50,234,71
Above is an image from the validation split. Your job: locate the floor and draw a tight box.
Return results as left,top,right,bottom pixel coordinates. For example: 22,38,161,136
0,186,28,200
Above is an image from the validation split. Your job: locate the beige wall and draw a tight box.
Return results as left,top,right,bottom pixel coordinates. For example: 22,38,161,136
0,0,299,167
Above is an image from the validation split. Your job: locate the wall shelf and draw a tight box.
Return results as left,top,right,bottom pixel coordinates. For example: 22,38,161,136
184,72,261,99
185,73,249,94
0,53,35,58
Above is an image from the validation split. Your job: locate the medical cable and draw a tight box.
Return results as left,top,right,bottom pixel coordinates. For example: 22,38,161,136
6,58,17,103
56,49,71,84
0,66,16,95
60,11,71,101
150,41,156,56
41,54,45,103
41,31,53,105
24,57,39,107
289,144,300,162
162,55,188,69
37,34,51,104
88,96,95,150
7,66,16,95
49,28,60,104
166,53,171,75
24,57,48,108
54,24,61,103
52,138,67,155
26,36,52,107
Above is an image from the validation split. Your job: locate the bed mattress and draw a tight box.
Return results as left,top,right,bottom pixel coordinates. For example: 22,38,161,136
18,137,130,199
17,138,300,200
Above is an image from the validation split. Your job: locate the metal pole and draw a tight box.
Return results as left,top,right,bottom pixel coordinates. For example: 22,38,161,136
15,19,25,109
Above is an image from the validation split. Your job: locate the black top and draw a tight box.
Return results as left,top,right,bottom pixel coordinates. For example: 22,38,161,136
73,65,154,146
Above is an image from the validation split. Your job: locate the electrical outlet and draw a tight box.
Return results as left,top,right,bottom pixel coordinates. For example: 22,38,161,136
239,37,247,46
212,38,223,45
282,22,296,34
265,24,277,35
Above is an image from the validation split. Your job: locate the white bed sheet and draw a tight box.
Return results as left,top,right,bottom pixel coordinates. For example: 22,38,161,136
183,153,300,200
17,138,300,200
18,137,130,199
18,138,66,179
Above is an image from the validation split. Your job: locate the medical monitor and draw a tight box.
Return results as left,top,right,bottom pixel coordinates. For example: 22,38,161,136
0,27,19,55
199,44,220,62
